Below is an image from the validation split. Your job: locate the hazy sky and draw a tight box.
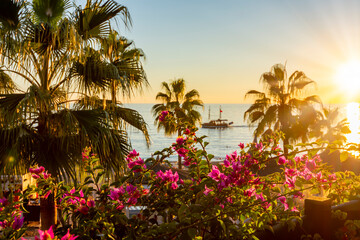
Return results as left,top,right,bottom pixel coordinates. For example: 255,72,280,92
96,0,360,103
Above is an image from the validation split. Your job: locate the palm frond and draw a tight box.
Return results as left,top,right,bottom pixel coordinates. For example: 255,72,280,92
76,0,131,40
32,0,71,25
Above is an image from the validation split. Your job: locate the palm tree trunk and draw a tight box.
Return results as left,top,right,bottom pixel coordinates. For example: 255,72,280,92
177,129,182,169
37,112,57,230
40,192,57,230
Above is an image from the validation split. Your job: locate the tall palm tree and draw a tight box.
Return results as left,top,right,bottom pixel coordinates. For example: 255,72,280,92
152,78,203,168
0,0,149,228
244,63,321,154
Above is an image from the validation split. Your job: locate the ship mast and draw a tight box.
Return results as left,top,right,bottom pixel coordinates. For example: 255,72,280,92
219,105,222,119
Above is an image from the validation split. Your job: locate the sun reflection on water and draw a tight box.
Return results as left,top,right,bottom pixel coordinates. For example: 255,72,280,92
346,102,360,145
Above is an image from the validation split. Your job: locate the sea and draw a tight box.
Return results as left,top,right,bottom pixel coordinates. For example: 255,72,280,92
124,103,357,162
125,104,262,161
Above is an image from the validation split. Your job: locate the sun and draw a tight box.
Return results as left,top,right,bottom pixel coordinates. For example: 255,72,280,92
335,60,360,98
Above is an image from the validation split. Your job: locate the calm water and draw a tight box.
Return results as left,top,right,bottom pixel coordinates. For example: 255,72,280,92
125,104,256,160
124,103,358,161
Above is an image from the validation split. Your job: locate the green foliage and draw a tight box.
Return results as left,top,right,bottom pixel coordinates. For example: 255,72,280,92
0,0,149,178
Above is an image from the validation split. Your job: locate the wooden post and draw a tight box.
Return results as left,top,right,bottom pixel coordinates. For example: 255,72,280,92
304,196,332,240
40,193,57,230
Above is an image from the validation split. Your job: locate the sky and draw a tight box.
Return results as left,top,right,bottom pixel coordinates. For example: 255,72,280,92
91,0,360,103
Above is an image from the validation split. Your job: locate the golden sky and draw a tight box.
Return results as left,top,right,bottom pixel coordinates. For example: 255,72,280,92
88,0,360,104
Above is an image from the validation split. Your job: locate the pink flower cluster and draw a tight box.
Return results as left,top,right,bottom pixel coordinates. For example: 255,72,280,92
126,150,146,172
156,169,182,190
173,134,198,166
81,146,92,162
29,166,51,180
159,111,169,122
208,151,259,191
0,214,24,230
280,155,337,189
61,189,95,215
21,226,77,240
109,184,149,210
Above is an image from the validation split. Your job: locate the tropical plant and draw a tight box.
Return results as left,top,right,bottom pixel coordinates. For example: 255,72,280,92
312,106,350,144
152,78,203,168
0,0,149,228
244,63,321,154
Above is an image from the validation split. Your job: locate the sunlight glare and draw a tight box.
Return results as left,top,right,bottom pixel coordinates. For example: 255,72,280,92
346,102,360,145
335,60,360,98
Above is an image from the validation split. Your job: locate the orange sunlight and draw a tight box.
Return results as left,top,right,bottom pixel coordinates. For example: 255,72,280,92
335,60,360,100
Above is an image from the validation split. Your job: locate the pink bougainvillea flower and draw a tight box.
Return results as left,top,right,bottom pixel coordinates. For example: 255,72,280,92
208,165,221,181
43,171,51,179
79,199,86,205
61,229,78,240
278,196,289,211
142,189,150,195
255,142,263,150
306,159,316,171
127,197,138,205
244,188,256,197
278,156,288,165
238,143,245,149
255,193,265,202
291,206,299,212
223,159,230,167
328,173,337,181
0,219,8,228
128,149,139,159
37,225,55,240
12,216,24,230
44,190,52,199
128,161,136,169
0,197,8,206
116,200,125,210
109,186,125,200
87,199,95,208
285,175,296,189
176,136,185,145
176,148,189,157
184,128,191,135
159,111,169,122
126,184,138,196
171,182,178,190
29,166,45,175
31,174,40,179
203,185,213,195
79,190,84,198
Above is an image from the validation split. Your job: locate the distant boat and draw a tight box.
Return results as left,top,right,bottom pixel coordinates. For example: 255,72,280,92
202,106,233,129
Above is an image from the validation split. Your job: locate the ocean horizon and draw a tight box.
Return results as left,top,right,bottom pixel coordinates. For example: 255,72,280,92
125,104,265,161
124,103,354,162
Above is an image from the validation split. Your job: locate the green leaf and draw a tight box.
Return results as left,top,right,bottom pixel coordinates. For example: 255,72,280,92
307,149,318,158
264,225,274,234
178,204,187,222
218,219,226,233
187,228,197,239
340,151,349,162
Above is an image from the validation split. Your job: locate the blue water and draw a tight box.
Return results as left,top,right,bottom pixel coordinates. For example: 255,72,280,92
124,103,354,162
125,104,255,161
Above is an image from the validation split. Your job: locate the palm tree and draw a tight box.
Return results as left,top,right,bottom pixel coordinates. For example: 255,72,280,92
0,0,149,229
244,63,321,154
312,106,350,144
152,78,203,168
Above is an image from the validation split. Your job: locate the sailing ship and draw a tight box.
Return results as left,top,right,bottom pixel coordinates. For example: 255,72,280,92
202,106,233,128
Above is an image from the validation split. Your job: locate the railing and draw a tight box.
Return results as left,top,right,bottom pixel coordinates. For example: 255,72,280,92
256,197,360,240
